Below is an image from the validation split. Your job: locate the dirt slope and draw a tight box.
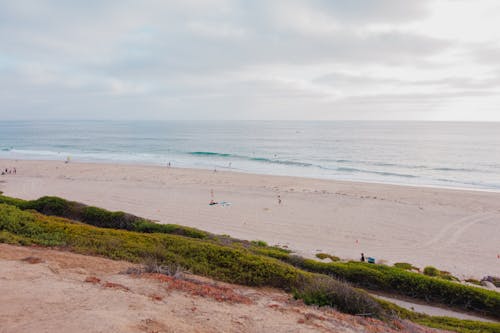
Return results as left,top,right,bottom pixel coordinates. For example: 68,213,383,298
0,244,446,333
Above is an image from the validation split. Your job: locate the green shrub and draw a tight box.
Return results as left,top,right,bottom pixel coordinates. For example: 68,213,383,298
282,257,500,319
0,194,208,239
25,196,77,217
422,266,459,281
423,266,440,277
251,247,291,260
0,193,29,208
439,271,460,282
393,262,419,271
251,240,268,247
133,220,208,239
316,253,340,262
295,275,383,317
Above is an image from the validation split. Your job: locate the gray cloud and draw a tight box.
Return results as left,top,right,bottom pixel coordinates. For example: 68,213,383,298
0,0,499,120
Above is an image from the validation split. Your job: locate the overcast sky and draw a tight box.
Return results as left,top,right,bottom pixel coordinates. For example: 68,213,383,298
1,0,499,121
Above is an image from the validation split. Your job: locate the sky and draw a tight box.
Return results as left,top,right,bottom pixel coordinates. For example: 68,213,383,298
1,0,499,121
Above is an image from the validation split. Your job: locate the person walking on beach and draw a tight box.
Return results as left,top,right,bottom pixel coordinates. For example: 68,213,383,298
360,253,365,262
277,195,282,205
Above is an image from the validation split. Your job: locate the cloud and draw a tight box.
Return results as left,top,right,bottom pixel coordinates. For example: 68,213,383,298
0,0,499,120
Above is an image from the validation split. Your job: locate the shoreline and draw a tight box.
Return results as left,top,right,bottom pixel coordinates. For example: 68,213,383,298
1,158,499,279
2,156,500,194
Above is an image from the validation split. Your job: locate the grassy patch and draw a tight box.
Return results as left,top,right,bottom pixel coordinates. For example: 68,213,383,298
250,240,268,247
393,262,419,271
0,194,209,239
315,253,340,262
424,266,460,281
423,266,440,277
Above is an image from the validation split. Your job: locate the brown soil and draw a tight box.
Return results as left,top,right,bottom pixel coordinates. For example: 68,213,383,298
0,244,448,333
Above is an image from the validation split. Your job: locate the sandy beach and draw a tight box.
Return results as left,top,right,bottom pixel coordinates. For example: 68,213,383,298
1,159,499,279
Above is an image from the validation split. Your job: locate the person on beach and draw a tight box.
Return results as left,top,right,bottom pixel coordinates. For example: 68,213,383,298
209,189,217,205
277,195,282,205
360,253,365,262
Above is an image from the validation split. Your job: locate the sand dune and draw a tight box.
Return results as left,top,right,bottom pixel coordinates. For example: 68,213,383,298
1,159,499,278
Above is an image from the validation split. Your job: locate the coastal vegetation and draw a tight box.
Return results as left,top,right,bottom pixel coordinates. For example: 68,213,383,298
1,194,500,332
0,202,382,317
274,255,500,320
1,194,499,319
393,262,420,271
315,252,341,262
0,194,209,239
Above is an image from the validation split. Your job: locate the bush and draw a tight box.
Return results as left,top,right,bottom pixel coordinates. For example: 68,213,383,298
25,196,77,218
251,240,268,247
423,266,440,277
0,194,209,239
393,262,419,271
316,253,340,262
422,266,459,281
282,257,500,319
295,275,383,317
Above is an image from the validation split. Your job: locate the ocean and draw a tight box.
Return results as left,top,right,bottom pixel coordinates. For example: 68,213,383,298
1,120,499,191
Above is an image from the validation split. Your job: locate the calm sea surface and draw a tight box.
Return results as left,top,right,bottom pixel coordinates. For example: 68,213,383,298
1,121,499,191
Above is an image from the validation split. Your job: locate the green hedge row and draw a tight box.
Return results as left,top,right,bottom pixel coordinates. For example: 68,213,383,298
279,256,500,320
0,194,208,239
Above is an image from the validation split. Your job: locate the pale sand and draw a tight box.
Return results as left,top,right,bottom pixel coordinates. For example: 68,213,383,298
1,159,499,279
0,244,439,333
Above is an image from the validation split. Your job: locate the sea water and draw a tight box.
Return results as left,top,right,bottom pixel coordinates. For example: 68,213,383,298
1,120,499,191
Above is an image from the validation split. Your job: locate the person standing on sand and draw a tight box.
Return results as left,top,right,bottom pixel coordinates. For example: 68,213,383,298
209,189,217,205
360,253,365,262
277,195,282,205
